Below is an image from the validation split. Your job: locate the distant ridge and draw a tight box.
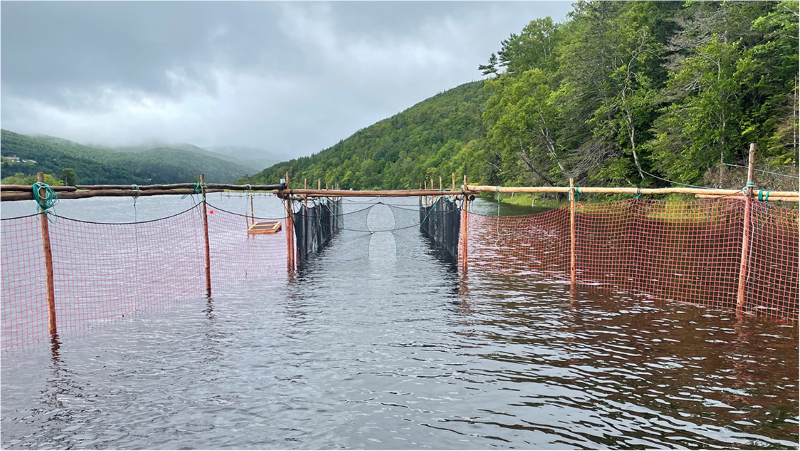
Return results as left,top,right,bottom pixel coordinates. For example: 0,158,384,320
1,130,253,184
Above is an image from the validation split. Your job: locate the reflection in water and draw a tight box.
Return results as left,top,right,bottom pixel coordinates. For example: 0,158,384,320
1,198,797,449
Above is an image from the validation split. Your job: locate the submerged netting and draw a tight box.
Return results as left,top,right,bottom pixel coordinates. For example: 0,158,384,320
468,197,798,321
1,205,287,350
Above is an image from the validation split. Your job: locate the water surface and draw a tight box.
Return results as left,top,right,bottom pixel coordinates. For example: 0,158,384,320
1,194,797,449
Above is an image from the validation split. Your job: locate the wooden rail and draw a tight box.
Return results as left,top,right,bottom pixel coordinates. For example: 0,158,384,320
467,185,799,198
1,188,223,202
276,189,476,198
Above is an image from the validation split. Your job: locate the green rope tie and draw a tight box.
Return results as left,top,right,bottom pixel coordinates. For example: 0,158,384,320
742,181,755,196
634,188,641,200
574,187,580,203
758,190,770,202
182,181,207,202
32,182,59,217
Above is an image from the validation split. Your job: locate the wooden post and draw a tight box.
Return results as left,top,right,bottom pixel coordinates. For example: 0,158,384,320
200,174,211,297
286,172,295,271
737,143,756,310
452,173,455,192
570,178,576,287
439,176,442,191
461,175,469,272
318,179,321,190
304,179,308,211
424,181,428,207
36,173,57,336
250,194,255,225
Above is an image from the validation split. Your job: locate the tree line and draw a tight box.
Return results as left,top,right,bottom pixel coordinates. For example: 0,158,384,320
244,1,799,193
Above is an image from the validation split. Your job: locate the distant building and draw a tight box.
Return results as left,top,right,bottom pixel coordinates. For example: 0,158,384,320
5,155,20,162
22,159,37,164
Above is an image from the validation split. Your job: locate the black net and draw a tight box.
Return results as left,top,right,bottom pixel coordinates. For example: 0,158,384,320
416,197,461,260
293,197,462,263
293,199,373,261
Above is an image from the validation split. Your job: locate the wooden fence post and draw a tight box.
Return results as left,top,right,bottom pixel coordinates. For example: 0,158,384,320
36,173,57,336
570,178,576,287
285,172,295,272
200,174,211,297
461,175,469,272
737,143,756,310
250,194,255,226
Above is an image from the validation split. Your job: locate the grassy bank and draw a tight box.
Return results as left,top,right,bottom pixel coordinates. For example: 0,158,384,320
496,193,563,209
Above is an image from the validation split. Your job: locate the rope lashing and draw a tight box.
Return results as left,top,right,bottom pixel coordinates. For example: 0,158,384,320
132,184,140,205
32,182,59,216
742,181,755,196
758,190,770,202
182,181,207,203
634,188,642,200
574,187,580,203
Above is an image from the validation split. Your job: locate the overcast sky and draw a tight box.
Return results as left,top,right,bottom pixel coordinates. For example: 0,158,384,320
2,2,573,158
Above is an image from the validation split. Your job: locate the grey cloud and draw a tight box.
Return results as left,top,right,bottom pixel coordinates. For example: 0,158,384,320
2,2,573,157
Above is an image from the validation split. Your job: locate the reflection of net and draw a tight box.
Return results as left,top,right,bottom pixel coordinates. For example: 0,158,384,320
468,198,798,321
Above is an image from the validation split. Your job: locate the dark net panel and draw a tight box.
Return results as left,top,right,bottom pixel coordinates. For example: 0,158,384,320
745,201,799,321
417,197,461,260
47,208,206,344
293,198,358,262
206,204,288,291
1,215,49,349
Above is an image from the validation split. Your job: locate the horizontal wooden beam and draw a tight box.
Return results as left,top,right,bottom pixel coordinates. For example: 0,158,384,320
2,188,224,202
276,189,475,198
1,185,77,192
695,194,799,202
468,185,800,197
73,183,283,191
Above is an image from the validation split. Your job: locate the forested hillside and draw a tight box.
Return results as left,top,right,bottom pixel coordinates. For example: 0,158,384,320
243,1,798,191
246,82,491,189
1,130,253,184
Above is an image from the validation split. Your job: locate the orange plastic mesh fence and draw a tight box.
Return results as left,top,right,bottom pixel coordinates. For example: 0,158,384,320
1,205,288,350
206,203,287,291
467,198,798,321
467,207,571,279
1,215,49,349
746,201,799,318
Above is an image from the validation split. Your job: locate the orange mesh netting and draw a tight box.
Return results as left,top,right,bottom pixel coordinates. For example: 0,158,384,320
1,205,287,350
467,198,798,321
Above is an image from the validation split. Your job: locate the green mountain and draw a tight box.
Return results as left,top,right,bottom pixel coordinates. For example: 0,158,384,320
242,81,492,189
1,130,253,184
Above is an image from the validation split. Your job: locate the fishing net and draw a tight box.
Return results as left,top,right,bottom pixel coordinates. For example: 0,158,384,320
205,203,288,292
467,197,798,321
1,204,289,350
291,197,464,263
2,195,796,351
387,197,461,261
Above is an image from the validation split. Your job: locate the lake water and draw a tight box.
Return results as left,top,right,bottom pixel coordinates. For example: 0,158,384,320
1,193,797,449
